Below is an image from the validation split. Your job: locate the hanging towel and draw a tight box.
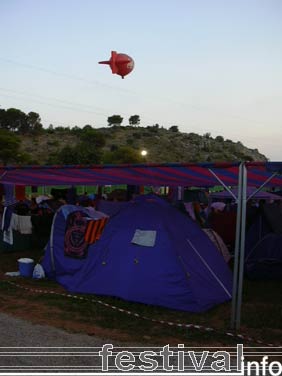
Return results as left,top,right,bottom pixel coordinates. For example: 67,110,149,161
1,206,14,231
11,214,33,234
2,207,14,245
3,229,13,245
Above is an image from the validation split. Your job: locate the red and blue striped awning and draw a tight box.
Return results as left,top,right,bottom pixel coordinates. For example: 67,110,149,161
0,162,281,187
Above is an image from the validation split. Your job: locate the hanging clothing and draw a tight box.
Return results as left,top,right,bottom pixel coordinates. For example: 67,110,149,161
15,185,26,201
4,184,16,206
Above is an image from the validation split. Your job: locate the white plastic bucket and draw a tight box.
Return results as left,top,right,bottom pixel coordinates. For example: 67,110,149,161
18,258,34,278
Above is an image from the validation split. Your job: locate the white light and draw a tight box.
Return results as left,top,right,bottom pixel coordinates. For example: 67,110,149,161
141,150,148,156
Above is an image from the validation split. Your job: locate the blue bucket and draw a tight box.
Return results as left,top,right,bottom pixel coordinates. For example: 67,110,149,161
18,258,34,278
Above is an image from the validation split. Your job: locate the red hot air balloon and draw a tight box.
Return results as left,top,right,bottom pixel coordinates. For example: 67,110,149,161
99,51,134,79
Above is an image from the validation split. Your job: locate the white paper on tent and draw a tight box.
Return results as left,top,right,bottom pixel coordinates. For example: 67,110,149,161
131,229,157,247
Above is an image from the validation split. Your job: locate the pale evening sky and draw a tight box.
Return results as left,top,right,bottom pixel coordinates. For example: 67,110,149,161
0,0,281,160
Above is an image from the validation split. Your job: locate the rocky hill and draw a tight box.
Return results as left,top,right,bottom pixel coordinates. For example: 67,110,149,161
19,125,267,165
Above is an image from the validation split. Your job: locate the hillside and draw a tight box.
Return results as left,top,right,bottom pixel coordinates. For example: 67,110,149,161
19,125,267,165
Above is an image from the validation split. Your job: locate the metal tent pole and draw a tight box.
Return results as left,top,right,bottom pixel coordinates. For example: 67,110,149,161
234,163,248,330
208,164,244,329
230,162,243,329
208,169,238,201
247,172,278,202
231,165,278,329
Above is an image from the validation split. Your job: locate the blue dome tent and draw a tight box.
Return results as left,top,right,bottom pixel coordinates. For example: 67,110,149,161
42,195,233,312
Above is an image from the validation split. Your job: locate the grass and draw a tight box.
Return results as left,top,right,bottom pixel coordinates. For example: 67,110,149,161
0,248,281,346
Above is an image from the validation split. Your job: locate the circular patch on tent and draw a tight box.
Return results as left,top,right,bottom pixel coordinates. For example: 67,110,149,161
64,211,88,259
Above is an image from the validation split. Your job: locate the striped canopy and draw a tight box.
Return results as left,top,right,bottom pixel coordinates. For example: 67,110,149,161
0,162,281,187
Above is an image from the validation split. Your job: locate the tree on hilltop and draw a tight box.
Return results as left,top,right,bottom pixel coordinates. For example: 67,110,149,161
129,115,140,126
107,115,123,127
